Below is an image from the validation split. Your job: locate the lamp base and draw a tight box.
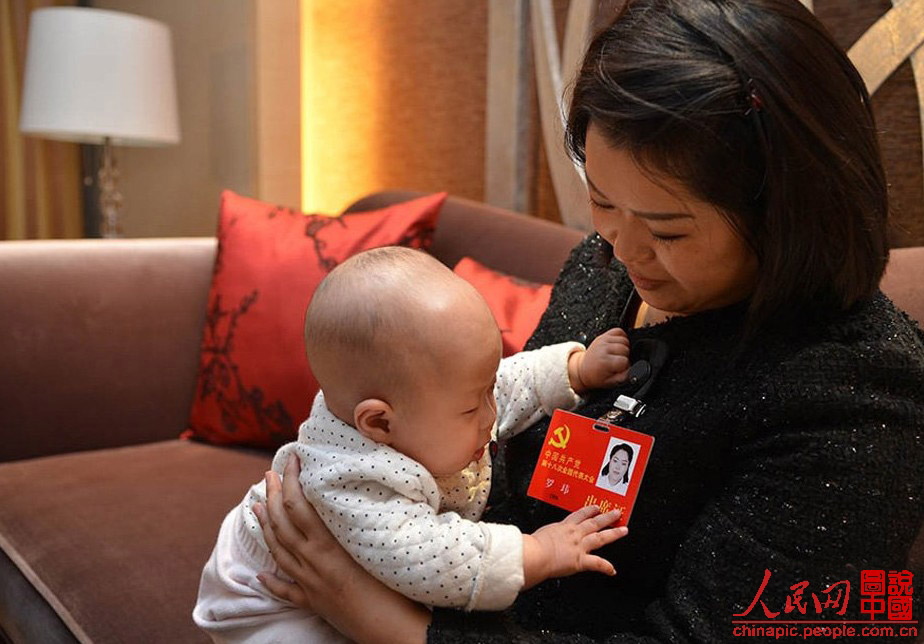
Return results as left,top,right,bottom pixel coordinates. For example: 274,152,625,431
98,138,123,238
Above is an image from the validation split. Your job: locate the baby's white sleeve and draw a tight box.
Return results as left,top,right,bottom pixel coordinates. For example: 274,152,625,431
494,341,584,441
308,465,524,611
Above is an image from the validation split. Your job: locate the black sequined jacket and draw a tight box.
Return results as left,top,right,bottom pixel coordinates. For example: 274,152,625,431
429,234,924,643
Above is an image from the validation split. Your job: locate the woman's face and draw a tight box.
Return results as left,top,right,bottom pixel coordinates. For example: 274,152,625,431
584,124,759,317
608,448,630,483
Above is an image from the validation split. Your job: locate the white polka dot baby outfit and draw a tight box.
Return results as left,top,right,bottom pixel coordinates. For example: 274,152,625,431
193,341,583,642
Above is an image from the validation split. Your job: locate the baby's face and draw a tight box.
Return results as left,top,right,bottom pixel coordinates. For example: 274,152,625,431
388,309,502,477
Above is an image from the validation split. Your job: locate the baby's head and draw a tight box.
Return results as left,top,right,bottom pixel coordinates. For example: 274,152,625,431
305,247,502,476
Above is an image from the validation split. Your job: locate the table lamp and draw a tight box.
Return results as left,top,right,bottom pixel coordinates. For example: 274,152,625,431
19,7,180,238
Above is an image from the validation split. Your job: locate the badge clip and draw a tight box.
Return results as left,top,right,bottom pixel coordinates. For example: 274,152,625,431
596,394,646,427
615,394,646,416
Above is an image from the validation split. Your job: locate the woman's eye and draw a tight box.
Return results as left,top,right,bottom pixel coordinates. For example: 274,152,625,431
651,232,684,244
588,198,614,210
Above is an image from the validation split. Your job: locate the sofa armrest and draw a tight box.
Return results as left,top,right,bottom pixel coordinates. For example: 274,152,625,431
0,238,216,463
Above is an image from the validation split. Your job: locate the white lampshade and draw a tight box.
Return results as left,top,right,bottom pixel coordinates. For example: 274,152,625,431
19,7,180,146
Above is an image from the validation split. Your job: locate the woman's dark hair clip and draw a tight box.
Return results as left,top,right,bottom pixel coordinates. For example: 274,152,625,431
745,78,764,115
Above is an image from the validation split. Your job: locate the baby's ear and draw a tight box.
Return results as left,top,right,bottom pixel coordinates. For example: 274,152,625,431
353,399,394,444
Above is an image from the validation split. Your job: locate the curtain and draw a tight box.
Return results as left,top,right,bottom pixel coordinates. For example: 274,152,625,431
0,0,82,240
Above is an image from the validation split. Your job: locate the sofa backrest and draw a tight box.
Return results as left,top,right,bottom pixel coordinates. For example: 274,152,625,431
343,190,584,284
0,238,216,463
881,246,924,328
0,199,583,463
0,194,920,464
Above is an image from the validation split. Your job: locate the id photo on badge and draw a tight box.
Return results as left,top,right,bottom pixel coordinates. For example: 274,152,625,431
596,438,641,496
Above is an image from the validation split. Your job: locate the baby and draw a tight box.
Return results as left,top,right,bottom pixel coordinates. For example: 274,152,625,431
194,246,632,643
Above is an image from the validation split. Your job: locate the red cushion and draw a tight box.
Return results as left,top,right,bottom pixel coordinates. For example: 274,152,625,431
453,257,552,357
183,190,445,448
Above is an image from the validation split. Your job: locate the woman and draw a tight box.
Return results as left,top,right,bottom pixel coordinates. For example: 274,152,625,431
255,0,924,641
597,443,634,495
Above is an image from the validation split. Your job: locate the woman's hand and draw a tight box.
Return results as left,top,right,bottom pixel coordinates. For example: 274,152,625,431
254,454,431,644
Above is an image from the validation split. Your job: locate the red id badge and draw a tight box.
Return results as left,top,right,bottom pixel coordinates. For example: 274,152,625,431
527,409,655,526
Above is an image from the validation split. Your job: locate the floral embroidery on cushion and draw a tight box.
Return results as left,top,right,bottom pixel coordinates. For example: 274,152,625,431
183,191,445,448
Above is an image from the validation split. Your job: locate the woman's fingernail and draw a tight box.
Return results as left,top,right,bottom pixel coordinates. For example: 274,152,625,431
253,503,264,520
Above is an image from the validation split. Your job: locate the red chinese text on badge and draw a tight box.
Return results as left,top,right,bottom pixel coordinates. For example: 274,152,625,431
527,409,655,526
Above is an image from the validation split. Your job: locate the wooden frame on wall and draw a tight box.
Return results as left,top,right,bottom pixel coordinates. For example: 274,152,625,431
484,0,924,239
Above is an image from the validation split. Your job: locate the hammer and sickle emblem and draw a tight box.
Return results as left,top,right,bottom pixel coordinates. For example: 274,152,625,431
549,424,571,449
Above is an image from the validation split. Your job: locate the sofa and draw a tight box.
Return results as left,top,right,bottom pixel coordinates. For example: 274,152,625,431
0,191,921,644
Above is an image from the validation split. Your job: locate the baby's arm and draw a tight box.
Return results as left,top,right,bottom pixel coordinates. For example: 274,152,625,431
304,458,626,612
494,342,583,441
568,327,631,393
522,505,627,588
308,463,523,611
495,330,630,440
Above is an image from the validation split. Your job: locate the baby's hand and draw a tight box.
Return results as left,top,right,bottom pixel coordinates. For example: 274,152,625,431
521,506,628,588
568,328,631,392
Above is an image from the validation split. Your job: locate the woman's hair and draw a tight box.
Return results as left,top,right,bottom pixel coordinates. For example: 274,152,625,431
601,443,635,484
566,0,889,340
